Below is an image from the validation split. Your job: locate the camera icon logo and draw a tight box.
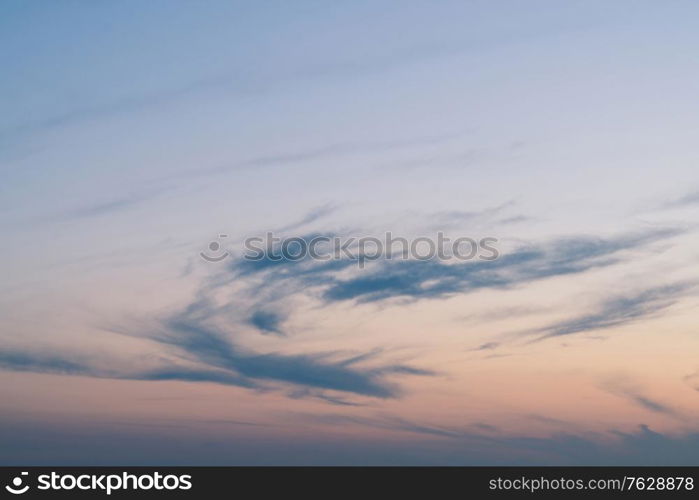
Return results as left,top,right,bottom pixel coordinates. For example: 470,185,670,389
200,234,229,262
5,472,29,495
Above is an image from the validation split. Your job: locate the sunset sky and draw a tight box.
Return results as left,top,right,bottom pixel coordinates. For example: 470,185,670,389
2,0,699,464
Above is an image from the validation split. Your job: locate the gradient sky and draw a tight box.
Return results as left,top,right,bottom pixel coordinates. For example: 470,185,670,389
2,0,699,465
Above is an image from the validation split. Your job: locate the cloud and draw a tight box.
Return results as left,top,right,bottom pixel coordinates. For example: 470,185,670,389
0,346,258,389
617,392,678,416
173,135,455,185
287,388,366,407
146,303,433,398
274,203,339,233
426,201,515,229
600,377,681,418
319,228,682,303
628,395,677,415
0,288,435,399
527,282,694,341
460,305,547,324
57,188,167,221
299,414,699,465
2,37,462,144
0,334,430,400
135,365,256,389
683,372,699,392
248,310,285,336
224,227,686,364
0,226,683,406
664,191,699,208
309,414,469,439
0,350,90,376
498,215,535,225
472,342,500,351
0,282,434,401
233,233,354,278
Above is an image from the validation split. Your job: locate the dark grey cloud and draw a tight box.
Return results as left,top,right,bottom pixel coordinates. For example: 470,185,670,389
600,378,682,418
248,310,285,336
3,225,684,406
472,342,500,351
136,365,256,389
628,395,677,415
1,227,683,406
0,346,257,389
144,302,433,398
0,289,435,398
527,282,694,341
0,286,434,400
229,228,684,328
0,350,89,376
0,332,430,399
319,229,682,303
299,414,699,465
608,384,679,417
219,227,688,370
232,231,354,278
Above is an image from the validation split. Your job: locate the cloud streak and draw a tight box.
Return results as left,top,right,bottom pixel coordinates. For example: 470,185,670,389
0,287,435,400
526,282,694,341
248,310,285,336
234,227,681,305
664,191,699,209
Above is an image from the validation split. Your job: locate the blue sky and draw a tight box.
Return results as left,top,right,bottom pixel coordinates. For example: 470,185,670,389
2,1,699,464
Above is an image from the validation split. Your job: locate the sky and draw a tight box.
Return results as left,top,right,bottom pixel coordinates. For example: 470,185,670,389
1,0,699,465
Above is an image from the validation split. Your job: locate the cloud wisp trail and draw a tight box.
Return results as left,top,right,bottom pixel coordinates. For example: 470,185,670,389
233,227,683,305
524,282,695,342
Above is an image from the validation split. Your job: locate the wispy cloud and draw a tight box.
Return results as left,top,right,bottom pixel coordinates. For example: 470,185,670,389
248,310,285,336
318,228,682,303
682,372,699,392
0,331,431,399
288,388,366,407
0,279,434,400
664,191,699,209
0,350,90,375
0,223,683,405
601,379,681,418
308,413,471,439
142,300,433,398
526,282,694,341
0,346,257,389
3,413,698,465
172,135,454,184
301,413,699,465
57,188,167,221
2,40,463,144
274,203,339,233
471,342,500,351
425,201,515,229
